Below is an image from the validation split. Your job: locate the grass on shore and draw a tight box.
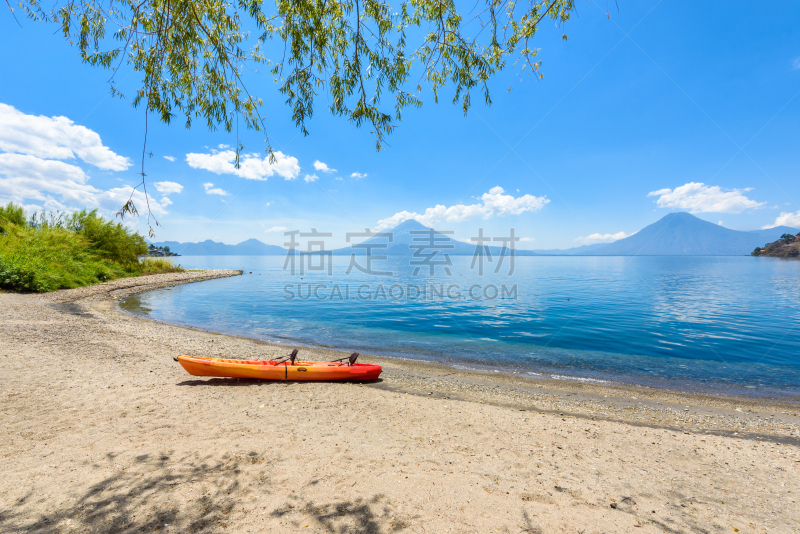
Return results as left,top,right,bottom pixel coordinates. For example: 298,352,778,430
139,257,185,275
0,203,183,292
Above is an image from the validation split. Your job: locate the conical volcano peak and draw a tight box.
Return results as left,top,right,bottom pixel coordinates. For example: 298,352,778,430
388,218,431,232
578,212,797,255
661,211,697,220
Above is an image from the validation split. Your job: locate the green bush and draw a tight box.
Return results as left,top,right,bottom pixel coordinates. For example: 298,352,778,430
139,257,184,274
0,202,26,233
0,205,149,292
0,225,128,292
66,209,148,267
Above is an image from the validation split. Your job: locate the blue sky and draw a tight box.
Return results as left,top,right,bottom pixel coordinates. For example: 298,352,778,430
1,0,799,249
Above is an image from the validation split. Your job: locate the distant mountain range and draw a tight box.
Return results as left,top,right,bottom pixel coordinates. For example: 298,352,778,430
152,213,798,257
151,238,285,255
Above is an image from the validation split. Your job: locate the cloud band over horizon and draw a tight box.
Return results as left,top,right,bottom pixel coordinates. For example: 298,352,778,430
648,182,764,213
375,186,549,230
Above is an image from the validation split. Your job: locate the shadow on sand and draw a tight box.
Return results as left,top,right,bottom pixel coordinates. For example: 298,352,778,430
177,378,384,387
1,450,409,533
0,451,260,533
270,494,416,534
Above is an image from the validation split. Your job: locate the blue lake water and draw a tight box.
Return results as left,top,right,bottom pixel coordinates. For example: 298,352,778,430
122,255,800,400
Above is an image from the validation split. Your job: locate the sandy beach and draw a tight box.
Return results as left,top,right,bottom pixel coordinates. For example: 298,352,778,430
1,270,799,533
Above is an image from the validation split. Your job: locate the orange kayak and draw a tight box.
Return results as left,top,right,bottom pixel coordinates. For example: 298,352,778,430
176,354,382,381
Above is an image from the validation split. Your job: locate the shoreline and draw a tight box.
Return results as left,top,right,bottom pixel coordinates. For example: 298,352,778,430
120,304,800,424
119,290,800,409
110,274,800,439
2,271,799,533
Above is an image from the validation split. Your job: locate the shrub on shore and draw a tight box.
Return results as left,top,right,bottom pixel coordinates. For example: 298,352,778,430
0,225,129,291
139,257,185,275
0,203,179,292
0,203,26,232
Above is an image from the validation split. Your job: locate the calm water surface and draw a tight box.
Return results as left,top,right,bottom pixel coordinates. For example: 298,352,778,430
122,256,800,400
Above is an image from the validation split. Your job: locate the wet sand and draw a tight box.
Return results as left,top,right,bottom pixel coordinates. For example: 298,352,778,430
1,271,798,533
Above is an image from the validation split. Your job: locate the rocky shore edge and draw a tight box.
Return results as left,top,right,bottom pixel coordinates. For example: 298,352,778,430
35,269,243,303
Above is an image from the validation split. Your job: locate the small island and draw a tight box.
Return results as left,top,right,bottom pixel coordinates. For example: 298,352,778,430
752,232,800,257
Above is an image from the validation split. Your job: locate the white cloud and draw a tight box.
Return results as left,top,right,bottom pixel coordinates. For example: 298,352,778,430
0,153,100,207
0,103,131,171
218,144,231,149
154,181,183,195
763,210,800,229
481,186,549,216
647,188,671,197
265,226,287,232
350,172,367,179
18,202,45,212
313,160,336,173
265,201,273,207
647,182,764,213
98,186,172,216
304,173,319,183
792,57,800,70
163,155,176,162
186,149,300,181
519,237,534,242
335,176,343,181
574,231,630,245
203,182,230,196
0,114,174,219
0,153,171,217
375,186,549,230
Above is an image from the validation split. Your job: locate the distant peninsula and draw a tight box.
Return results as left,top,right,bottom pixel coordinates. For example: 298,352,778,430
751,232,800,257
145,244,179,257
